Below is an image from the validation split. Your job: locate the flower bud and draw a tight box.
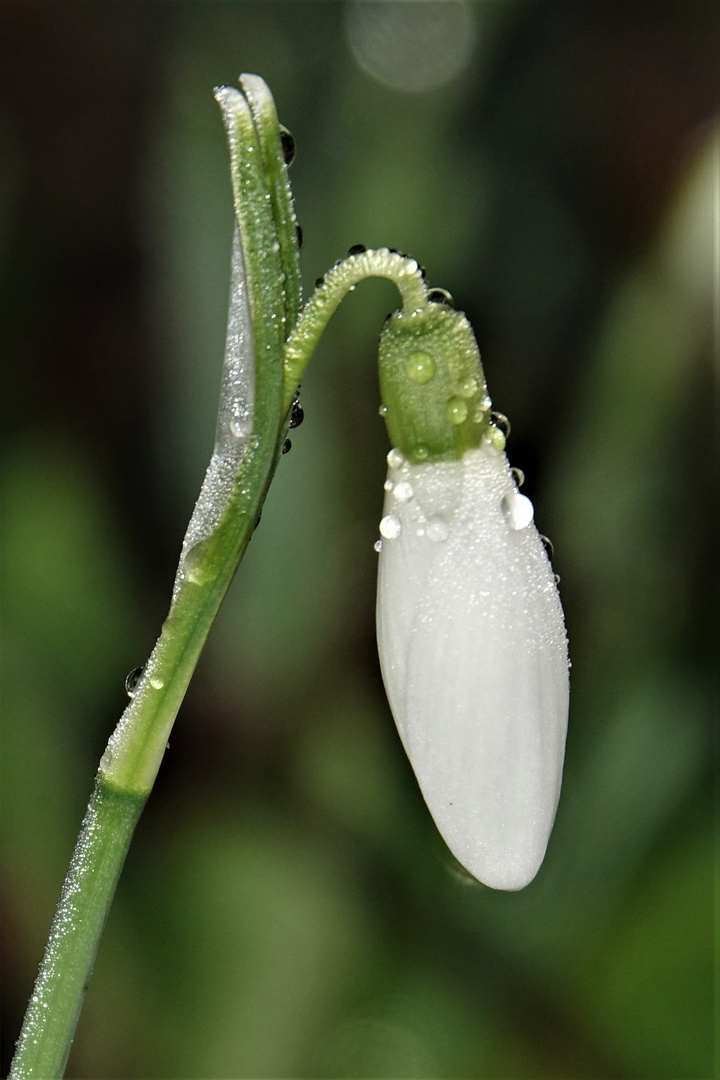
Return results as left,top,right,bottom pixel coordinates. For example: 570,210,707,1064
377,313,569,891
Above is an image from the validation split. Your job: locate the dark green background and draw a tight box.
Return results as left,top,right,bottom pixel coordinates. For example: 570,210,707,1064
1,2,717,1077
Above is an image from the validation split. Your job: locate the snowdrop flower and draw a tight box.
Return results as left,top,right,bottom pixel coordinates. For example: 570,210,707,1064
376,302,569,890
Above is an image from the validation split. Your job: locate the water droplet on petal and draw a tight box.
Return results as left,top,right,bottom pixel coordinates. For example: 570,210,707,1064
447,397,468,425
539,534,554,560
150,676,165,690
511,467,525,488
501,491,534,530
380,514,402,539
413,445,429,462
374,539,383,553
554,572,562,585
384,478,394,491
347,243,367,256
282,438,292,454
428,288,454,306
387,448,405,469
125,667,144,697
405,350,436,384
426,515,449,542
289,399,304,428
378,404,388,417
458,376,478,398
295,224,304,248
393,480,414,503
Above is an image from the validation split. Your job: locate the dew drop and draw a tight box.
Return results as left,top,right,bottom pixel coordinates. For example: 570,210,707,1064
347,243,367,256
387,448,405,469
282,438,292,454
511,467,525,488
384,478,394,491
393,480,414,503
458,376,478,399
314,277,324,289
150,676,165,690
230,410,252,438
428,288,454,306
279,125,296,165
446,397,468,425
501,491,534,530
405,350,436,384
125,667,144,697
374,539,383,553
379,514,402,539
539,534,554,560
426,515,449,542
555,573,562,585
378,404,388,417
486,426,506,451
413,445,429,462
184,539,212,585
289,399,304,428
295,223,304,248
490,411,511,438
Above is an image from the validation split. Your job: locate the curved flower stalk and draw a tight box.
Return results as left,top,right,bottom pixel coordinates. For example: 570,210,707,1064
375,305,569,890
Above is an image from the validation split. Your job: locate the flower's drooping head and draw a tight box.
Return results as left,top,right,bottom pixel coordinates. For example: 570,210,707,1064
376,300,569,891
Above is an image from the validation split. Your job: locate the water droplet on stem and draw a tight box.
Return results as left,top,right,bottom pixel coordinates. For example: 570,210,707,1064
125,667,144,697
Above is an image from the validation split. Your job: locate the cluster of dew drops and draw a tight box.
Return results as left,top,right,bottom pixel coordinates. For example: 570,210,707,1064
374,411,560,588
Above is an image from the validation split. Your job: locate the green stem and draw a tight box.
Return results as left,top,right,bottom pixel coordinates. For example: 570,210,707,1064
9,446,270,1079
283,248,428,413
9,778,146,1079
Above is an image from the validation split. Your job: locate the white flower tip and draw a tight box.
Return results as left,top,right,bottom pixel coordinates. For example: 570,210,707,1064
377,444,569,891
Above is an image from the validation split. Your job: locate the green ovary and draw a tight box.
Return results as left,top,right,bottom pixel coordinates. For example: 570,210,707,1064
378,304,490,463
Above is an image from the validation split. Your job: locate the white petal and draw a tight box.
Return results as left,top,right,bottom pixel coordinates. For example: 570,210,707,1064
376,442,569,890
